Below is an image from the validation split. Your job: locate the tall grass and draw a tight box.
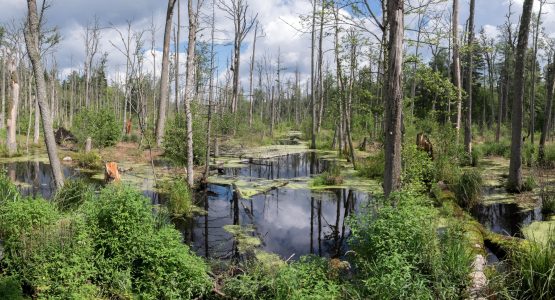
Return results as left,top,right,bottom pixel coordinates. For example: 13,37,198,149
454,170,483,209
509,238,555,299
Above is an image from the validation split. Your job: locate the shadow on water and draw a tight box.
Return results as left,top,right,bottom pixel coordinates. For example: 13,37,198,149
0,160,88,199
222,152,333,179
2,152,371,260
181,185,370,260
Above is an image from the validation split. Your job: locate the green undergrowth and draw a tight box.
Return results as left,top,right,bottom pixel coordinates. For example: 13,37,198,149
0,176,211,299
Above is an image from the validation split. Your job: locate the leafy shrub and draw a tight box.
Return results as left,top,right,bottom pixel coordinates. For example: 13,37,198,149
54,179,95,211
223,256,341,300
73,108,121,148
454,170,482,209
0,276,24,300
159,179,196,217
0,172,20,203
350,192,439,298
477,141,510,157
541,144,555,168
0,198,97,298
73,151,103,170
83,185,210,298
402,143,434,192
522,143,536,167
312,165,343,186
163,103,207,166
356,151,384,179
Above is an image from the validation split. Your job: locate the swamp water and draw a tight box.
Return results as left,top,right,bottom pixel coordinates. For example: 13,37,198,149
2,152,371,260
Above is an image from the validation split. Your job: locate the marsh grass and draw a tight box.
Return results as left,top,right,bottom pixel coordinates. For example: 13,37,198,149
454,170,483,209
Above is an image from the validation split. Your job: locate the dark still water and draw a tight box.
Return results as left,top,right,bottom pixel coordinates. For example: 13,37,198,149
186,185,370,259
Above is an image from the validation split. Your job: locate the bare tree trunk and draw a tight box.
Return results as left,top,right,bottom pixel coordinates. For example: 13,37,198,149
175,0,181,115
529,1,545,145
310,0,317,149
464,0,475,157
316,0,325,133
184,0,200,186
248,22,258,127
204,1,216,180
508,0,533,192
0,52,5,130
452,0,462,138
6,55,19,156
539,53,555,163
24,0,64,188
383,0,404,197
155,0,177,147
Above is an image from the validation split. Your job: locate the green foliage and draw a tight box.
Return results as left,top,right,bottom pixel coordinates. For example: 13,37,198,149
521,176,537,192
159,179,196,217
454,170,483,209
54,179,95,211
223,256,341,300
163,103,207,166
476,141,510,157
508,238,555,299
312,164,343,186
522,143,536,167
83,185,210,298
541,189,555,214
0,198,97,298
402,143,434,193
356,151,384,179
0,276,24,300
541,143,555,168
73,151,103,170
73,108,121,148
0,172,20,203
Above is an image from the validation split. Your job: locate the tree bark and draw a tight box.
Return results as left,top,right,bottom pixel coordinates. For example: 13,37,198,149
248,22,258,127
464,0,475,157
24,0,64,188
155,0,177,147
452,0,462,138
383,0,404,197
6,55,19,156
310,0,317,149
539,54,555,163
184,0,198,186
529,2,544,145
508,0,533,192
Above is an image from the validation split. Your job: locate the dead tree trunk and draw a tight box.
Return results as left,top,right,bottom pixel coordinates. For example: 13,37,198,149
24,0,64,188
155,0,177,147
6,55,19,156
383,0,404,197
452,0,463,138
464,0,475,158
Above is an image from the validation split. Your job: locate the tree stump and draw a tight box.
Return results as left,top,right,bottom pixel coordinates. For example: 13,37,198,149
104,162,121,183
85,137,92,153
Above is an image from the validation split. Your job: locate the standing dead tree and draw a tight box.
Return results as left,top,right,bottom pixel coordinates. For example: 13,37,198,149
217,0,257,114
24,0,64,188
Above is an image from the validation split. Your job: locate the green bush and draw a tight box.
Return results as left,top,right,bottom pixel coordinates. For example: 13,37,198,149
83,185,210,298
402,143,434,193
0,172,20,203
73,108,121,148
0,276,24,300
454,170,483,209
356,151,384,179
477,141,510,157
163,103,207,166
54,179,95,211
312,164,343,186
159,179,196,217
0,198,97,298
74,151,103,170
223,256,341,300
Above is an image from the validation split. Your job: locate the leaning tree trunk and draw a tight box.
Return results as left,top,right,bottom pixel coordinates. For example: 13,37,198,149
383,0,404,197
24,0,64,188
508,0,533,192
6,56,19,156
155,0,177,147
